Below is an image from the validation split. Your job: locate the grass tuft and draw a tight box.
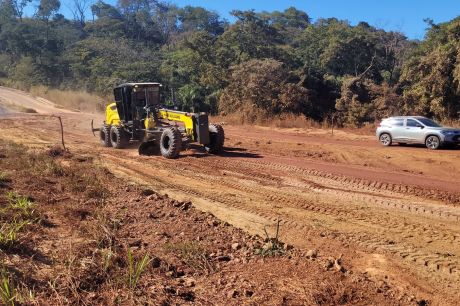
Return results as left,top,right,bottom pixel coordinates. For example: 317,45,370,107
0,271,16,306
101,248,114,273
0,219,30,247
127,248,150,290
164,241,213,272
255,220,286,257
0,172,10,187
6,192,35,218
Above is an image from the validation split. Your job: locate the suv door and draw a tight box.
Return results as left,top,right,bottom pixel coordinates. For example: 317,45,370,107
405,119,425,143
388,118,405,141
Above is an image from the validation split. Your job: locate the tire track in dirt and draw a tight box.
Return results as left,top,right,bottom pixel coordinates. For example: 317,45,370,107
164,155,460,221
214,157,460,214
100,153,460,284
245,159,460,204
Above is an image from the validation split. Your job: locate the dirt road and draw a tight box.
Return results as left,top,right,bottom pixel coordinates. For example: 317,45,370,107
1,87,460,305
0,104,9,115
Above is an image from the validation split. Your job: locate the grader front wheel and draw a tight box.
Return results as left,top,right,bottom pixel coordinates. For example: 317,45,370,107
160,127,182,159
100,125,111,147
110,126,128,149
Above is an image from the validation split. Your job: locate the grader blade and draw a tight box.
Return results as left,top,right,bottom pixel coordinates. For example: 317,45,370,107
138,140,160,156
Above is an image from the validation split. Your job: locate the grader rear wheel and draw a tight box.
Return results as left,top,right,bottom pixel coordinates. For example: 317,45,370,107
205,124,225,154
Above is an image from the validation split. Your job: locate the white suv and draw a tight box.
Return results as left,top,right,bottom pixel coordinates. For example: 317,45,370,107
376,116,460,149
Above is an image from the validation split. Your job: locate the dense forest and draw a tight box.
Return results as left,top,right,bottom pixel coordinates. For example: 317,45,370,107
0,0,460,125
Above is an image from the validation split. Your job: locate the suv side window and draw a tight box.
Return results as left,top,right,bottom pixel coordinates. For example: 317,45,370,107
407,119,421,127
390,119,404,126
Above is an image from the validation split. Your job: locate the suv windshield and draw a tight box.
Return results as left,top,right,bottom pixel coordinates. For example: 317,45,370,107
417,118,441,127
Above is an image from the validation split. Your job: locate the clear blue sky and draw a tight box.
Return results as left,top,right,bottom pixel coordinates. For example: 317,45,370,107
172,0,460,40
26,0,460,40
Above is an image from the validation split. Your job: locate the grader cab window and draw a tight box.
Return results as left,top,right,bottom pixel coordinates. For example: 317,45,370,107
133,86,160,107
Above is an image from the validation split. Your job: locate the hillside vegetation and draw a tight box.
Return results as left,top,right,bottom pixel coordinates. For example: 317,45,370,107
0,0,459,125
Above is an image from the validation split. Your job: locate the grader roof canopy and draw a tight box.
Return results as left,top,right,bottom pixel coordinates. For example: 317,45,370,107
116,82,162,88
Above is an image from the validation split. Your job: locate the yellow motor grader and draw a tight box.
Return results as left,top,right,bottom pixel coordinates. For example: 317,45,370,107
92,82,224,159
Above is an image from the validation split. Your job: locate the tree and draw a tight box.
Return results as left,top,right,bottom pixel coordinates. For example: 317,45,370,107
400,17,460,120
151,1,178,44
11,0,31,20
219,59,311,119
178,83,203,111
36,0,60,22
0,0,16,24
91,0,122,19
336,76,403,127
177,6,224,35
11,56,47,88
86,1,125,38
160,30,224,112
268,7,310,29
70,0,91,27
215,10,282,68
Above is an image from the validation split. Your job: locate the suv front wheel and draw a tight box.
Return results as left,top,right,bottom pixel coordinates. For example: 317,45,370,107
379,133,392,146
425,135,441,150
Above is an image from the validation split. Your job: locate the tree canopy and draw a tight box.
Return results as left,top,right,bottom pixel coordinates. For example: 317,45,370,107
0,1,458,125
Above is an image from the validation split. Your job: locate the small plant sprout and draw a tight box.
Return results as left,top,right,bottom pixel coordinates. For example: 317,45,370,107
0,220,30,247
0,271,16,306
101,248,114,272
127,248,150,289
255,220,286,257
6,192,35,219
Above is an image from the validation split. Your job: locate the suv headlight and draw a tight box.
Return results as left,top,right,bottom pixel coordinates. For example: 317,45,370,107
441,130,455,135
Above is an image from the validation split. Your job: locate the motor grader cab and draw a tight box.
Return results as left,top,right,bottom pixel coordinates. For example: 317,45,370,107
93,82,224,159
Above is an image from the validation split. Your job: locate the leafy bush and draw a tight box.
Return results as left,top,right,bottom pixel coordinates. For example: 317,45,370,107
219,59,312,120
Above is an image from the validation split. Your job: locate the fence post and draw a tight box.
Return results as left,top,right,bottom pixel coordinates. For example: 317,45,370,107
55,115,66,150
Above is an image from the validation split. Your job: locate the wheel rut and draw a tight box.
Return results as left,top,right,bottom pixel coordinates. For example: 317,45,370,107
101,153,460,283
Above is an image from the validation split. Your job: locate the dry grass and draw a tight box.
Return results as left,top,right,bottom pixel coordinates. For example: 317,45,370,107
164,241,213,272
29,86,106,113
18,106,37,113
0,100,37,114
0,191,37,248
442,119,460,128
212,112,324,129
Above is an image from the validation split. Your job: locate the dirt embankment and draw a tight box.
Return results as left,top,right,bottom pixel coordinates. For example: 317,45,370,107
0,141,406,305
